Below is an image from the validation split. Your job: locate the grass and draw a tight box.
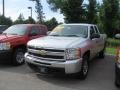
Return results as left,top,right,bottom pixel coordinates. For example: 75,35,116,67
105,38,119,55
105,47,117,55
107,38,120,47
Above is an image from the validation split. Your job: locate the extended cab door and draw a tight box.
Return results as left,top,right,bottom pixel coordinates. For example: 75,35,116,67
28,26,44,40
94,26,104,52
89,26,99,57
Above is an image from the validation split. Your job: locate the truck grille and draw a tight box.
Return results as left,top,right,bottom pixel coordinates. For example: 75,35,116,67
27,47,65,61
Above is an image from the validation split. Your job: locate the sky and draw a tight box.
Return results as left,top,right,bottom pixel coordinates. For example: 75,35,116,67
0,0,64,22
0,0,102,23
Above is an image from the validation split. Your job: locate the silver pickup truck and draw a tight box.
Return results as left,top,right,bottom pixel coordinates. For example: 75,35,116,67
25,24,107,79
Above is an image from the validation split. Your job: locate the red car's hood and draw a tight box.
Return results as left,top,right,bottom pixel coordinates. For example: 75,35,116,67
0,34,24,42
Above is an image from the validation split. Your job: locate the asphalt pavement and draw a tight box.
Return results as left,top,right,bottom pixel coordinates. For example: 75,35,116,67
0,55,119,90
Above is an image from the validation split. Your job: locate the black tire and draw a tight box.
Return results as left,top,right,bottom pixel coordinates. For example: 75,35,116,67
76,54,89,80
98,43,106,59
115,79,120,88
12,48,25,66
115,65,120,88
98,49,105,59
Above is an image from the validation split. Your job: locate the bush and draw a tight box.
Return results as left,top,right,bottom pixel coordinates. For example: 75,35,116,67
107,38,120,47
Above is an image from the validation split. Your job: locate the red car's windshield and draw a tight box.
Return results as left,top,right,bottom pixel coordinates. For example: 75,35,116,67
3,25,28,36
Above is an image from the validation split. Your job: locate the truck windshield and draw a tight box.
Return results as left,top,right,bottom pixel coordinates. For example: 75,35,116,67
49,25,88,38
3,25,28,35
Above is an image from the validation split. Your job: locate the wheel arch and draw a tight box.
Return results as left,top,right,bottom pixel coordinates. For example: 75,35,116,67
82,50,90,59
12,44,26,54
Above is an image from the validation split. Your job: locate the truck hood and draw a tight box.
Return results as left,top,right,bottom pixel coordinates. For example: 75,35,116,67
28,36,86,49
0,34,24,42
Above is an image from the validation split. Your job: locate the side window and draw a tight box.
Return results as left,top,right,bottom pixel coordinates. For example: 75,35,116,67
90,26,95,36
30,27,40,36
94,26,99,34
40,26,47,35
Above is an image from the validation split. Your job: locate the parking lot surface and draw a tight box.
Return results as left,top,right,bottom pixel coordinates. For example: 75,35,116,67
0,55,119,90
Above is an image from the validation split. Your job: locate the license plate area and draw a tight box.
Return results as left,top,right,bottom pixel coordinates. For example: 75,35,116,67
37,66,65,74
38,66,48,74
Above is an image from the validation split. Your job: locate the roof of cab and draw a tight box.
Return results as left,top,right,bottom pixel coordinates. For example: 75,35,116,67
63,23,95,26
13,24,46,27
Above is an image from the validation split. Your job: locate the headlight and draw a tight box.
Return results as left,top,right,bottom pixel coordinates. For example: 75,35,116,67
65,48,81,60
117,49,120,63
0,42,11,50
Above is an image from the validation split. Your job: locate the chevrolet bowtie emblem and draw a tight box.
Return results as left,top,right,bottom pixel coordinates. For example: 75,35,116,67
39,50,47,55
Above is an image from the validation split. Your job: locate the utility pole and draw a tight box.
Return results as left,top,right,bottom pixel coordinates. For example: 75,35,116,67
3,0,5,17
28,7,32,18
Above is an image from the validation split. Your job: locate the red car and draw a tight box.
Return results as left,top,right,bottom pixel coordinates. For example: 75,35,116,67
0,24,48,65
115,34,120,87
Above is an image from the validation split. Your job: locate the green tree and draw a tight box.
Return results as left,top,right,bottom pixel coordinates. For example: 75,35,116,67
43,17,58,31
87,0,97,24
25,17,36,24
47,0,87,23
30,0,44,23
14,14,25,24
0,15,12,26
103,0,119,37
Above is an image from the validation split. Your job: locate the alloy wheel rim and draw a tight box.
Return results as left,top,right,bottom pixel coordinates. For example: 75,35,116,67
16,52,24,63
83,61,88,75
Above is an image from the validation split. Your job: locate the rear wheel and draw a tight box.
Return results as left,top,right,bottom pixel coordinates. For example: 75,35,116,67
98,43,106,59
12,48,25,66
98,49,105,58
76,54,89,80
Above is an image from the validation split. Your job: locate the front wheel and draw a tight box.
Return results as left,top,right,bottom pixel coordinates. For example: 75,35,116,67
98,43,106,59
12,48,25,66
76,54,89,80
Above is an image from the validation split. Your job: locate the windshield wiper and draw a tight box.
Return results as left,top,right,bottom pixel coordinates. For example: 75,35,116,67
64,35,80,37
49,35,61,36
10,33,18,35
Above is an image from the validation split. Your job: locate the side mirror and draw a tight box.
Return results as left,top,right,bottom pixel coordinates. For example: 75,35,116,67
91,33,100,39
47,31,51,35
115,34,120,39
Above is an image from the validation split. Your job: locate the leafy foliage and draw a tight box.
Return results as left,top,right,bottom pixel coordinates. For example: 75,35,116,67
25,17,36,24
107,38,120,47
87,0,97,24
14,14,36,24
14,14,25,24
47,0,87,23
102,0,120,37
30,0,44,23
43,17,58,31
0,15,12,26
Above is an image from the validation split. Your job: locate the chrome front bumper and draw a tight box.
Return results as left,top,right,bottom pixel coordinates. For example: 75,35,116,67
25,53,83,74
